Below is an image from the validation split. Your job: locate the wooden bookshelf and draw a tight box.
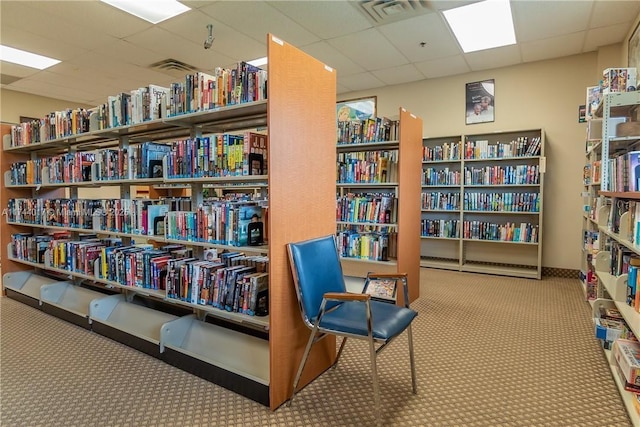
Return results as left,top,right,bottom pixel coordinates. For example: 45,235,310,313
421,129,545,279
0,34,337,410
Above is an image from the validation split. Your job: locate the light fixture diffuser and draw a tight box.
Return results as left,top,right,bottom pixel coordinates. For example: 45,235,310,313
100,0,190,24
247,57,268,67
443,0,516,53
0,45,60,70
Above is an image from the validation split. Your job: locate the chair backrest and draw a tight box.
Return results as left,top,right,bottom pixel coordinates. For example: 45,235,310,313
287,235,347,324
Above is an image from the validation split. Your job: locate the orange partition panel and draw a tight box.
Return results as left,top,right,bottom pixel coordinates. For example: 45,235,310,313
396,108,423,304
267,34,337,409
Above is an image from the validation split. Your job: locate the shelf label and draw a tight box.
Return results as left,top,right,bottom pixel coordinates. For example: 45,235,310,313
324,65,334,73
271,35,284,46
539,157,546,173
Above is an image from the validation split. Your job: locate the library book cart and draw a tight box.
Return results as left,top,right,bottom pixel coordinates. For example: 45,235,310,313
1,34,338,410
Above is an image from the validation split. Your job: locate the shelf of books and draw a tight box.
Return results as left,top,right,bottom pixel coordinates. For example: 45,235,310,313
581,114,603,300
336,108,422,304
1,34,337,409
421,129,544,279
588,86,640,424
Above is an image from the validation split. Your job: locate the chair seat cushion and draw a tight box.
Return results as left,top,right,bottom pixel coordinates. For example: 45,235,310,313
315,301,417,341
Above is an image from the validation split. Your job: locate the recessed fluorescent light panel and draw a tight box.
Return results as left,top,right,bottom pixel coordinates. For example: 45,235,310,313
0,45,60,70
247,57,268,67
443,0,516,53
100,0,190,24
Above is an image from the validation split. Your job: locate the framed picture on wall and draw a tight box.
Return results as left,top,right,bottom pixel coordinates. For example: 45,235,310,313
465,79,495,125
337,96,377,123
629,21,640,71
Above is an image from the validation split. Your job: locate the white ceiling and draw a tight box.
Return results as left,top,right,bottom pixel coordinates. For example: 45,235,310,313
1,0,639,106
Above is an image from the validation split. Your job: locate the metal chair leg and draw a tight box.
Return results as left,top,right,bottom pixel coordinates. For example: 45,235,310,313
369,335,382,426
332,337,348,369
407,324,417,394
288,327,317,407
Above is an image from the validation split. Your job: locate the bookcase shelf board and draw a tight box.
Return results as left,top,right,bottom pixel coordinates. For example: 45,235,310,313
420,258,460,271
40,281,109,329
89,294,181,357
160,314,270,401
461,263,539,279
2,270,57,309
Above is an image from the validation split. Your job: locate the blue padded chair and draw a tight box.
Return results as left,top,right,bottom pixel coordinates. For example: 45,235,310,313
286,235,418,424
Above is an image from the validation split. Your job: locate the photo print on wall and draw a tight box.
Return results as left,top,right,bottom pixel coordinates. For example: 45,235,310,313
466,79,495,125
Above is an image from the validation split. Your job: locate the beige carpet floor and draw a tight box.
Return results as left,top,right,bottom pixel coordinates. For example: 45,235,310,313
0,269,631,426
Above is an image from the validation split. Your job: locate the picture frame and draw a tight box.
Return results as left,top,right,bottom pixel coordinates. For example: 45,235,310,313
629,21,640,71
465,79,495,125
337,96,377,123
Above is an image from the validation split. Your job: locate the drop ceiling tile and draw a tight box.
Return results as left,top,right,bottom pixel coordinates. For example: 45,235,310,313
338,72,386,92
0,62,41,79
89,40,165,69
1,3,119,51
16,0,153,39
584,24,635,52
377,13,460,62
328,28,409,71
336,83,351,94
199,1,319,46
8,79,102,104
267,0,372,39
124,26,238,71
513,0,594,43
414,55,470,79
591,1,640,28
157,11,264,65
521,32,585,63
0,25,87,61
300,41,365,76
371,64,425,86
464,45,521,71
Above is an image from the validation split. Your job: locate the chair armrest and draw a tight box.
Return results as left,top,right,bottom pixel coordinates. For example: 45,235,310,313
366,272,407,280
323,292,370,301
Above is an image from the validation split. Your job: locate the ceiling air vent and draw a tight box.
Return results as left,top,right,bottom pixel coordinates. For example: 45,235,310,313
358,0,432,25
149,58,198,78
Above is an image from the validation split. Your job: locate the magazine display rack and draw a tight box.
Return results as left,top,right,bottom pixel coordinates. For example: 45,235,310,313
1,34,336,409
